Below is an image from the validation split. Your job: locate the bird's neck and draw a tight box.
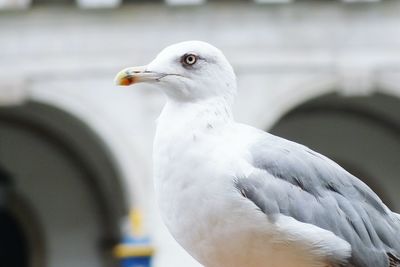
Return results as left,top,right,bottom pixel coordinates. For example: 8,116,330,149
153,97,235,207
156,97,234,135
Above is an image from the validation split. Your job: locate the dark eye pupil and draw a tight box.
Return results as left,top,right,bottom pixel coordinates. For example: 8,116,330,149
185,55,197,65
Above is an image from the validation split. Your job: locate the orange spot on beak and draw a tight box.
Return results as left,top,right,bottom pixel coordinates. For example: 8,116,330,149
118,76,135,86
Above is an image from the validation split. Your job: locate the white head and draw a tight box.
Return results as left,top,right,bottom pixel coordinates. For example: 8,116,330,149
115,41,237,104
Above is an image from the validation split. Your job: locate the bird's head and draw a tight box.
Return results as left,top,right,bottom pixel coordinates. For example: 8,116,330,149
115,41,237,103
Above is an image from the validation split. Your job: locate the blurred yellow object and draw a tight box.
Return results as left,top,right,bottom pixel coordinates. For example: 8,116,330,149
130,208,143,237
113,244,154,258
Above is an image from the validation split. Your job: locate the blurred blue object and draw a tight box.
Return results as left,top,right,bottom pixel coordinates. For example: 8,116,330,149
114,210,154,267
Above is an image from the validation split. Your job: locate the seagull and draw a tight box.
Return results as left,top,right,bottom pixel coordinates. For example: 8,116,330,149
115,41,400,267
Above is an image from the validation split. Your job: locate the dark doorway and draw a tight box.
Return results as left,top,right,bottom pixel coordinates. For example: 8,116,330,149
0,167,28,267
0,210,29,267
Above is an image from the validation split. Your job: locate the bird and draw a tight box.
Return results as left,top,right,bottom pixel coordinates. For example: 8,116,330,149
115,41,400,267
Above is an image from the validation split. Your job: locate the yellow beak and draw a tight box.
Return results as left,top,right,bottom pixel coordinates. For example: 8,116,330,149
114,66,165,86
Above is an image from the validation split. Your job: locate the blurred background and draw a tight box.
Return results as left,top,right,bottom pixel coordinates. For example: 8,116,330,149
0,0,400,267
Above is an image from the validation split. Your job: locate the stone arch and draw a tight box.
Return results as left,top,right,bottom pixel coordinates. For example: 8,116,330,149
0,101,129,267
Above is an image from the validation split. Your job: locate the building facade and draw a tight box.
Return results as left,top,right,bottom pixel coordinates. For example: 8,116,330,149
0,1,400,267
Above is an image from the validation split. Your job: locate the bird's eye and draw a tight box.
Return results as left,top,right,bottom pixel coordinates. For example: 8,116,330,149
182,54,198,66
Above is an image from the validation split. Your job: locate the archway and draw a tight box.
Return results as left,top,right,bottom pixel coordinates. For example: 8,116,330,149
269,93,400,212
0,101,128,267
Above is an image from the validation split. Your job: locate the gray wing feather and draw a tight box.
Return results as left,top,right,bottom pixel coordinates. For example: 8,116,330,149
237,133,400,267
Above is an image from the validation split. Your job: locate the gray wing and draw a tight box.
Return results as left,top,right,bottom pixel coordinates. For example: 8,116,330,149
236,133,400,267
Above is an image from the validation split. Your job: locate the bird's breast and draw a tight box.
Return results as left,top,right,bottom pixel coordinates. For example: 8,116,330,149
153,124,248,239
